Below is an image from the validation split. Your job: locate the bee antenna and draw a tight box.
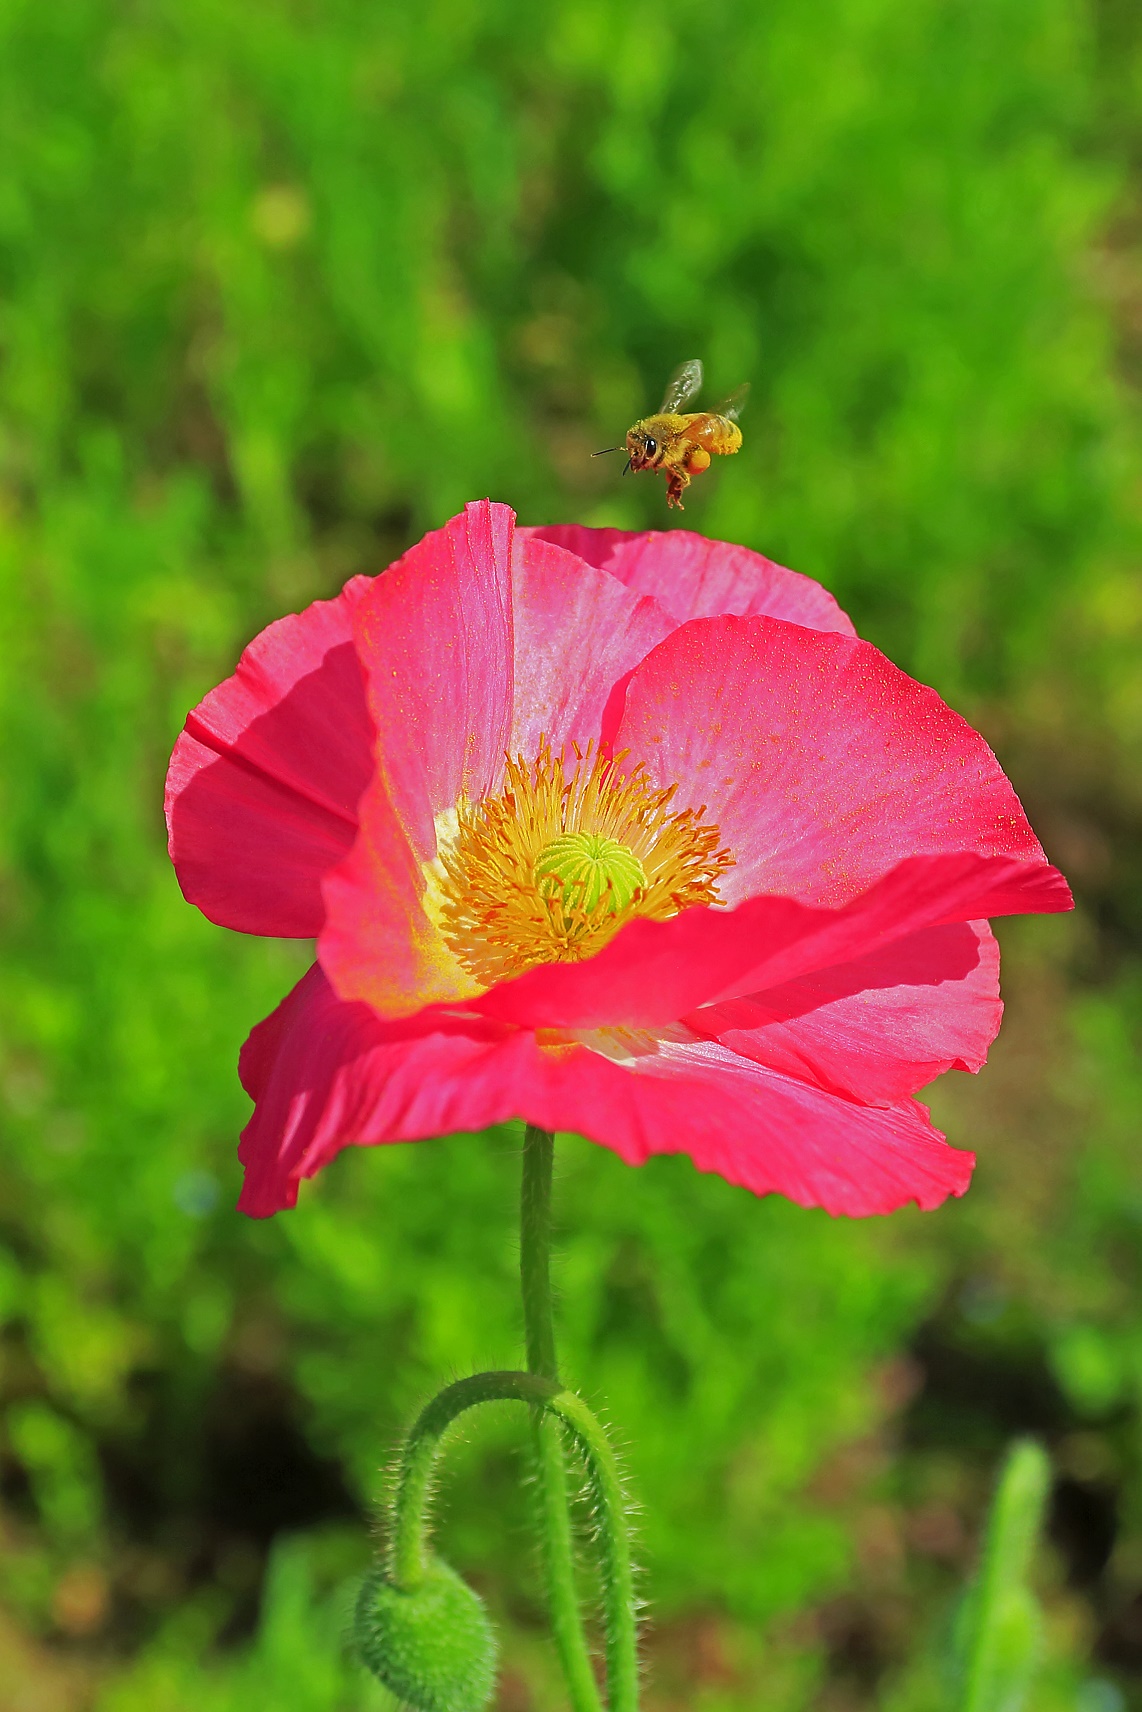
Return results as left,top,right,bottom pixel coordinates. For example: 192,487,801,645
622,458,632,476
591,446,625,457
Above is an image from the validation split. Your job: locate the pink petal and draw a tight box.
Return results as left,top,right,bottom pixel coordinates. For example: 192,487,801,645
471,851,1070,1031
318,512,677,1018
612,615,1051,907
237,967,971,1218
316,504,518,1015
237,965,528,1215
684,920,1001,1104
322,767,481,1014
561,1035,972,1215
165,579,374,936
509,534,674,756
520,525,855,634
348,500,516,860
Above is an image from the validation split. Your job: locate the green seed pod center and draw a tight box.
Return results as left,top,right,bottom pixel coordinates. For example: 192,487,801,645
533,832,648,917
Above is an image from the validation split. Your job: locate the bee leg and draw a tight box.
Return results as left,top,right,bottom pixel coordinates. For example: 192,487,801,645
685,446,711,476
664,466,690,509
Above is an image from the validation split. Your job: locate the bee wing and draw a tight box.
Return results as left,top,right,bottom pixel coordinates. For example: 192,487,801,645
659,359,703,413
712,382,751,422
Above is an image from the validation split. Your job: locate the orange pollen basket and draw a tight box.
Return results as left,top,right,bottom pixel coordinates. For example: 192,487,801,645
436,739,735,986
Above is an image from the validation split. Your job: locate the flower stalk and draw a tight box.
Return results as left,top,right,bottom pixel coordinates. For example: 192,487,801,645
521,1124,639,1712
520,1122,602,1712
361,1127,638,1711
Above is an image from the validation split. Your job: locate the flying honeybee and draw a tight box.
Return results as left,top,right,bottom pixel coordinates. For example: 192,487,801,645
595,359,749,509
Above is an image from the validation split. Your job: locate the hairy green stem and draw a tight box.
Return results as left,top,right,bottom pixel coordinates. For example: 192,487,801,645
384,1125,639,1710
521,1122,558,1380
550,1388,639,1712
387,1368,638,1712
521,1123,604,1712
388,1369,553,1588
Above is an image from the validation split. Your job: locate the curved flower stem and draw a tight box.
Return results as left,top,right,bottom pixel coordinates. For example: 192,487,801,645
521,1123,604,1712
386,1368,639,1712
389,1368,556,1588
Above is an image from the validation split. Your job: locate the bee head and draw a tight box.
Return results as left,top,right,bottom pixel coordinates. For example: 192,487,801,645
625,423,661,471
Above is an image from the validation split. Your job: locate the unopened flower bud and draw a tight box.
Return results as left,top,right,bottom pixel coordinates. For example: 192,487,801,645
354,1558,496,1712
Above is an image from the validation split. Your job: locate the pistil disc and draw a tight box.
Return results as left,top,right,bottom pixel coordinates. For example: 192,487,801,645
534,832,648,918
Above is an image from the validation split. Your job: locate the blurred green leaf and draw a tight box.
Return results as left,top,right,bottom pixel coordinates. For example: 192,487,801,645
955,1441,1051,1712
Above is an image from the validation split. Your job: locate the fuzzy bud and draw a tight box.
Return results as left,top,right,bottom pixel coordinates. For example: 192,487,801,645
354,1558,497,1712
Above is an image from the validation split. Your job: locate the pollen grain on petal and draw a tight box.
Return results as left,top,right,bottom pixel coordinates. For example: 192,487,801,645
434,739,734,986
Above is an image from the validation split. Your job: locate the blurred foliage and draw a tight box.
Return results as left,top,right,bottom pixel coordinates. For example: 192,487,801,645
955,1441,1051,1712
96,1533,392,1712
1,0,1141,1707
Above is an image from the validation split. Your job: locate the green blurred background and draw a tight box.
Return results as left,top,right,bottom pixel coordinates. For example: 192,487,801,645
1,0,1141,1707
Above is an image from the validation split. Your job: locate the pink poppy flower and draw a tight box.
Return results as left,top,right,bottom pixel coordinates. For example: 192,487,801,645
166,502,1070,1219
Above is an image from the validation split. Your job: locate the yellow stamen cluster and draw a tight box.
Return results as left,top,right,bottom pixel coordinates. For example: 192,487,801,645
435,740,734,986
